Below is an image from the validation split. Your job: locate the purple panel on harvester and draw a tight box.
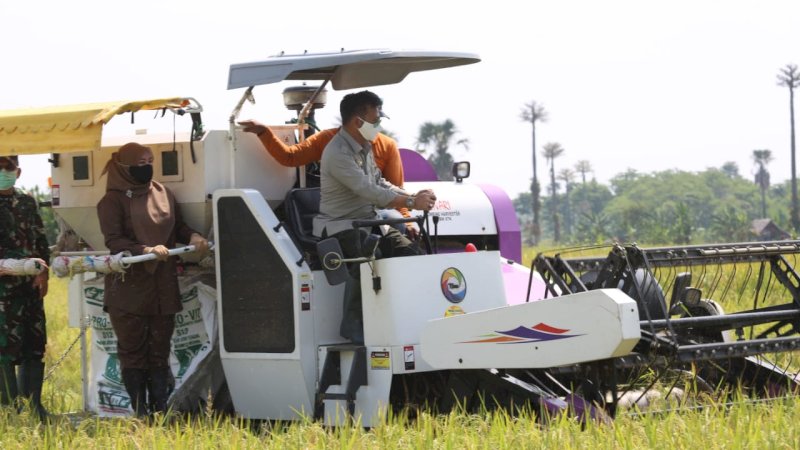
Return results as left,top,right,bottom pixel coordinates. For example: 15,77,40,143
399,148,439,181
564,393,610,424
478,184,521,264
540,396,568,416
541,394,609,424
502,263,547,305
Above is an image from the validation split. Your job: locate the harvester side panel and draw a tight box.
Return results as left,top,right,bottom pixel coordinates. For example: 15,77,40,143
361,251,509,348
213,189,322,420
419,289,641,369
217,195,295,353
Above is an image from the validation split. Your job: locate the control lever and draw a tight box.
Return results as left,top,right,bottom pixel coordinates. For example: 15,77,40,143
432,214,440,254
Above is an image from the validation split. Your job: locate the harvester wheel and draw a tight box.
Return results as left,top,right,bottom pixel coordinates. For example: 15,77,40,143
680,299,726,343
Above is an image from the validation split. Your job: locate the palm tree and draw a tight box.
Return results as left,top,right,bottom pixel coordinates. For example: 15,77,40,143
542,142,565,242
752,149,773,218
558,168,575,237
574,160,592,185
777,64,800,232
520,101,548,245
415,119,469,181
721,161,740,178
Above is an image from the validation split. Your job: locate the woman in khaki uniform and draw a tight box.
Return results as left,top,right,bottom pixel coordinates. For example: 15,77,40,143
97,143,208,416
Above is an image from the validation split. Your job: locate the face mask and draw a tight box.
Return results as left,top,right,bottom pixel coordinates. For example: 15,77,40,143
128,164,153,184
357,117,381,142
0,170,17,190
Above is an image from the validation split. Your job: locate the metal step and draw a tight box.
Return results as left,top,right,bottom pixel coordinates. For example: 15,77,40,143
314,345,367,420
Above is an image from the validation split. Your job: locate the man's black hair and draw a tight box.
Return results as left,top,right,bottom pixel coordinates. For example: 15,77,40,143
0,155,18,167
340,90,383,125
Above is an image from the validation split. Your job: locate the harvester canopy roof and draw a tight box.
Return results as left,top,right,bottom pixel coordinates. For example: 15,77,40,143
227,49,480,90
0,97,195,156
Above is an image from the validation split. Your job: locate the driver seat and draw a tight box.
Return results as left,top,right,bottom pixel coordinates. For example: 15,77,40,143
284,187,322,269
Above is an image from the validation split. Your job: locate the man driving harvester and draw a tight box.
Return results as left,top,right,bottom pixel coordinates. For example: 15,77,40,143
313,91,436,343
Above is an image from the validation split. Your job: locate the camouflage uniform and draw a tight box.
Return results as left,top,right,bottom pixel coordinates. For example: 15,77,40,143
0,188,50,364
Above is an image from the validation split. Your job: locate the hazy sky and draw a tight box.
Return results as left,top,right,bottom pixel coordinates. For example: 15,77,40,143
3,0,800,199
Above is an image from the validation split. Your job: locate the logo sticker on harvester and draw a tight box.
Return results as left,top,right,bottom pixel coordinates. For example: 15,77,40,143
440,267,466,303
370,351,390,370
404,345,415,370
444,305,465,317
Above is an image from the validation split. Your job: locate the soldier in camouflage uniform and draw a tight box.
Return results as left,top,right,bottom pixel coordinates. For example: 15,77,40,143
0,155,50,421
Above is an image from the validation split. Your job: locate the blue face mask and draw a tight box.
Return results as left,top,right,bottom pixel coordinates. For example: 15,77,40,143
0,169,17,190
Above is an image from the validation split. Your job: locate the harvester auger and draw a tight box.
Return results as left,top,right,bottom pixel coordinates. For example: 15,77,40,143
533,240,800,416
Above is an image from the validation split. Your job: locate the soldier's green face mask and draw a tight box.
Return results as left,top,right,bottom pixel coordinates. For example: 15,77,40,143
0,169,17,190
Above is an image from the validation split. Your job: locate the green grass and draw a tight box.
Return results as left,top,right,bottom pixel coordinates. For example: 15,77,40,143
2,263,800,448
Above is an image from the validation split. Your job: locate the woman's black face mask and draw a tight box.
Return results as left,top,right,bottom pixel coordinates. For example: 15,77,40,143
129,164,153,184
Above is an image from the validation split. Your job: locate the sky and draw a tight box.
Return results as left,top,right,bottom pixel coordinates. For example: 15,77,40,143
3,0,800,199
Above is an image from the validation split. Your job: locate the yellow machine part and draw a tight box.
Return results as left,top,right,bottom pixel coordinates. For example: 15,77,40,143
0,98,191,156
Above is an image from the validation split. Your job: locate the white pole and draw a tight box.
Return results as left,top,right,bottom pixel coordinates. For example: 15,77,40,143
120,245,201,266
55,250,110,257
80,322,88,412
228,86,254,189
78,274,89,412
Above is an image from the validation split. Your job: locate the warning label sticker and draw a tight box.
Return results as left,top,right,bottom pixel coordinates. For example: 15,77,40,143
370,351,390,370
444,305,465,317
404,345,415,371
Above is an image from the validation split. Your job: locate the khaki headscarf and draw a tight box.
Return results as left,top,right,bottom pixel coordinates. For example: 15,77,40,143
102,142,175,249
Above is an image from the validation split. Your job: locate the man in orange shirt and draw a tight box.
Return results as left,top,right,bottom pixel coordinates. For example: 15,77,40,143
238,119,414,228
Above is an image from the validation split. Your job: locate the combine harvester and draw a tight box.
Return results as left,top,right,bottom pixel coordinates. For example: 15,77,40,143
0,49,797,425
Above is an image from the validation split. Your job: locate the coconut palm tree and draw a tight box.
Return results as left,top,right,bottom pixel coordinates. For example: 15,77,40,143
752,149,773,218
520,101,548,245
574,160,592,185
415,119,469,181
777,64,800,231
542,142,565,242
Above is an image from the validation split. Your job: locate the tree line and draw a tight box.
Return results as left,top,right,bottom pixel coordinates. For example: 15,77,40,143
512,163,797,245
518,63,800,246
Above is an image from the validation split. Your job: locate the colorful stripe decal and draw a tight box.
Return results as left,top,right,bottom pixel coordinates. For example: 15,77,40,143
460,322,582,344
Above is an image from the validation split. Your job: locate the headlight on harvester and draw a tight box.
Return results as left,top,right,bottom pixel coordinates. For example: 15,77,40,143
452,161,470,182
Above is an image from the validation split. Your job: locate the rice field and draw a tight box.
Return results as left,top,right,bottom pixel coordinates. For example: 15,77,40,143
3,250,800,449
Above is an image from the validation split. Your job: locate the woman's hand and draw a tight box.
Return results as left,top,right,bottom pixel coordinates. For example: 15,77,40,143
144,245,170,261
189,233,209,255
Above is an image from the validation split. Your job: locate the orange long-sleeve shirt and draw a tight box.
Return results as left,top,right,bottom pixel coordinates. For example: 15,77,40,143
258,127,410,216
